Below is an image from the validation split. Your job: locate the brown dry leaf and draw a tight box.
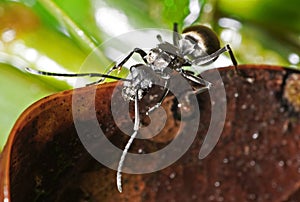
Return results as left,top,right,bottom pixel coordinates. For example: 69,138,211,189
1,65,300,202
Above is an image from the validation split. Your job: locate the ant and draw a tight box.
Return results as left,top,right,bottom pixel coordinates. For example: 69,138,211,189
26,23,238,193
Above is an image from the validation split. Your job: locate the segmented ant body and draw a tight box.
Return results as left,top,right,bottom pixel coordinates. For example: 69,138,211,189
26,23,238,193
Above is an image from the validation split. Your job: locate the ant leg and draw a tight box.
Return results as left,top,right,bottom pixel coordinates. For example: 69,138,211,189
94,48,147,84
94,65,121,84
175,71,211,118
116,48,147,68
192,44,238,73
181,71,212,103
173,23,180,47
117,90,140,193
173,22,178,33
225,44,238,70
225,44,241,75
187,82,211,96
146,80,170,115
182,70,212,87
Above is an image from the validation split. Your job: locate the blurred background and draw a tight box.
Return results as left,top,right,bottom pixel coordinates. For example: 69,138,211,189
0,0,300,150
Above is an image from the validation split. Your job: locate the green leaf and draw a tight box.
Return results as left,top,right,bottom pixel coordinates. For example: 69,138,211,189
0,63,56,149
0,1,111,149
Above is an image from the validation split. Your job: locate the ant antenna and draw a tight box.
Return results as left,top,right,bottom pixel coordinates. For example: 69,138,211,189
25,67,131,83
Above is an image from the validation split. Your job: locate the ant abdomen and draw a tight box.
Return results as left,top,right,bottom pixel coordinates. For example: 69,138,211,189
182,25,221,62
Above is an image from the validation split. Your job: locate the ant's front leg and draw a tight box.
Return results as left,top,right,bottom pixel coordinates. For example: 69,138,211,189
94,48,148,84
115,48,148,69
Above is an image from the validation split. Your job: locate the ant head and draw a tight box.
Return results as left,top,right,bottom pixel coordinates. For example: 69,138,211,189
182,25,220,56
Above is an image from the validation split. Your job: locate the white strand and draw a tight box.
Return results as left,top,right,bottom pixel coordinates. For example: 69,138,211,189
117,90,140,193
116,130,138,193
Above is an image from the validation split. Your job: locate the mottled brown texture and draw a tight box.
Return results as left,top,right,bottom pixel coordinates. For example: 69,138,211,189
1,65,300,202
284,73,300,113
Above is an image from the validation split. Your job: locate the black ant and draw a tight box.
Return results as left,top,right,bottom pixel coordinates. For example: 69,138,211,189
26,23,238,193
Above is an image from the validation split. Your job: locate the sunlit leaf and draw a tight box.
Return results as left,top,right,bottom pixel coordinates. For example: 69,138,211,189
0,63,56,149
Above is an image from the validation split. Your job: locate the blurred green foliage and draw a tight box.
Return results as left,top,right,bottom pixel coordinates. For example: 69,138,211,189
217,0,300,66
0,0,299,150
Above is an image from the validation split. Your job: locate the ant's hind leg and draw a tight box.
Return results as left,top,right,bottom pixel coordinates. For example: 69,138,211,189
178,71,212,117
184,79,212,104
224,44,242,76
192,44,241,75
